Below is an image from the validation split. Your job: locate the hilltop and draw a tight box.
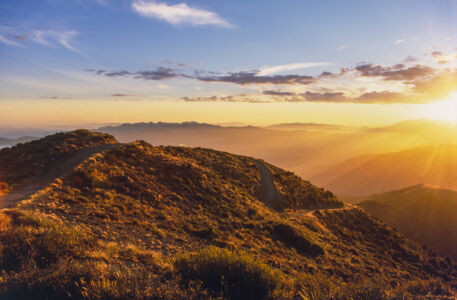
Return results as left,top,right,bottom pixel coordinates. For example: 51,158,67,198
357,184,457,260
0,130,456,299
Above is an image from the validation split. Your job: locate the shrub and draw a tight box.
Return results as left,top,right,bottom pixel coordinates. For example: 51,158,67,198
174,246,292,300
296,273,338,300
270,222,324,256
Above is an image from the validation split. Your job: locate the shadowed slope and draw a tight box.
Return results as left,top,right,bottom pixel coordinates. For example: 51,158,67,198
358,184,457,260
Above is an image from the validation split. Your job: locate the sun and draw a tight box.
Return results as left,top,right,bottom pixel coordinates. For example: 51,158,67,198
425,93,457,123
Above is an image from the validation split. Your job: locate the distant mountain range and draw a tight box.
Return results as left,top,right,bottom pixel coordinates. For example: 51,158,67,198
357,184,457,260
0,136,37,148
97,119,457,182
311,145,457,196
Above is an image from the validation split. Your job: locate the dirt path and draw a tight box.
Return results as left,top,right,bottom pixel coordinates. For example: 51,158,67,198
255,161,278,207
0,143,121,209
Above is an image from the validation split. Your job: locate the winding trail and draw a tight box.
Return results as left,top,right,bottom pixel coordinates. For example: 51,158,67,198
255,161,278,207
0,143,122,209
255,160,352,215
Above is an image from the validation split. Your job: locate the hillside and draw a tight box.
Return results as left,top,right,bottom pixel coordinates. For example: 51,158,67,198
357,184,457,260
0,130,118,196
310,145,457,196
0,131,456,299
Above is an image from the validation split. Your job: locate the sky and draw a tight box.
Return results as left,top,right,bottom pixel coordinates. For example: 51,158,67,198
0,0,456,128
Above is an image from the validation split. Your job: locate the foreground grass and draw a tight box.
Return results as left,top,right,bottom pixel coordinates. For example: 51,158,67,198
174,246,293,300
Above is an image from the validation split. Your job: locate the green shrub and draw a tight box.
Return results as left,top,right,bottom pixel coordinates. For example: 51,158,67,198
174,246,292,300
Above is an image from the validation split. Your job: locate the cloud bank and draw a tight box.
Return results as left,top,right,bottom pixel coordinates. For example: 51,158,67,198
88,55,457,104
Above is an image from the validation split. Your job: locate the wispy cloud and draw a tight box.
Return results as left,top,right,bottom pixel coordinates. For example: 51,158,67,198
0,27,25,47
41,96,73,100
0,34,22,47
30,30,80,52
131,0,233,27
111,93,135,97
257,62,330,76
394,39,406,45
336,45,346,51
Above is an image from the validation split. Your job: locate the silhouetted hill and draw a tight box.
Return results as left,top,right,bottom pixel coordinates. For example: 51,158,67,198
311,145,457,196
357,184,457,260
0,131,456,299
0,136,37,147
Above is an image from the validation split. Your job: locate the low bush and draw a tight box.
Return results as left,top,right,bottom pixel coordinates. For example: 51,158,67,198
270,222,324,256
174,246,293,300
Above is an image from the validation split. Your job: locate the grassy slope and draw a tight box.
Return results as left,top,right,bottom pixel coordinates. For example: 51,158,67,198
358,184,457,260
0,131,456,299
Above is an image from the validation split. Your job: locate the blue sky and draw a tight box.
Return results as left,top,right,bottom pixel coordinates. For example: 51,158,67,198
0,0,456,127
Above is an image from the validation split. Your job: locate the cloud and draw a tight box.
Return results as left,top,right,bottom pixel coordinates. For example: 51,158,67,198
41,96,73,99
411,69,457,100
30,30,80,52
88,67,316,85
87,67,180,80
0,27,25,47
336,45,346,51
195,71,315,85
394,39,406,45
431,51,457,64
132,0,233,27
87,54,457,104
257,62,330,76
111,93,135,97
0,34,21,46
182,95,268,103
403,56,418,63
135,67,179,80
262,90,295,96
355,63,435,80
